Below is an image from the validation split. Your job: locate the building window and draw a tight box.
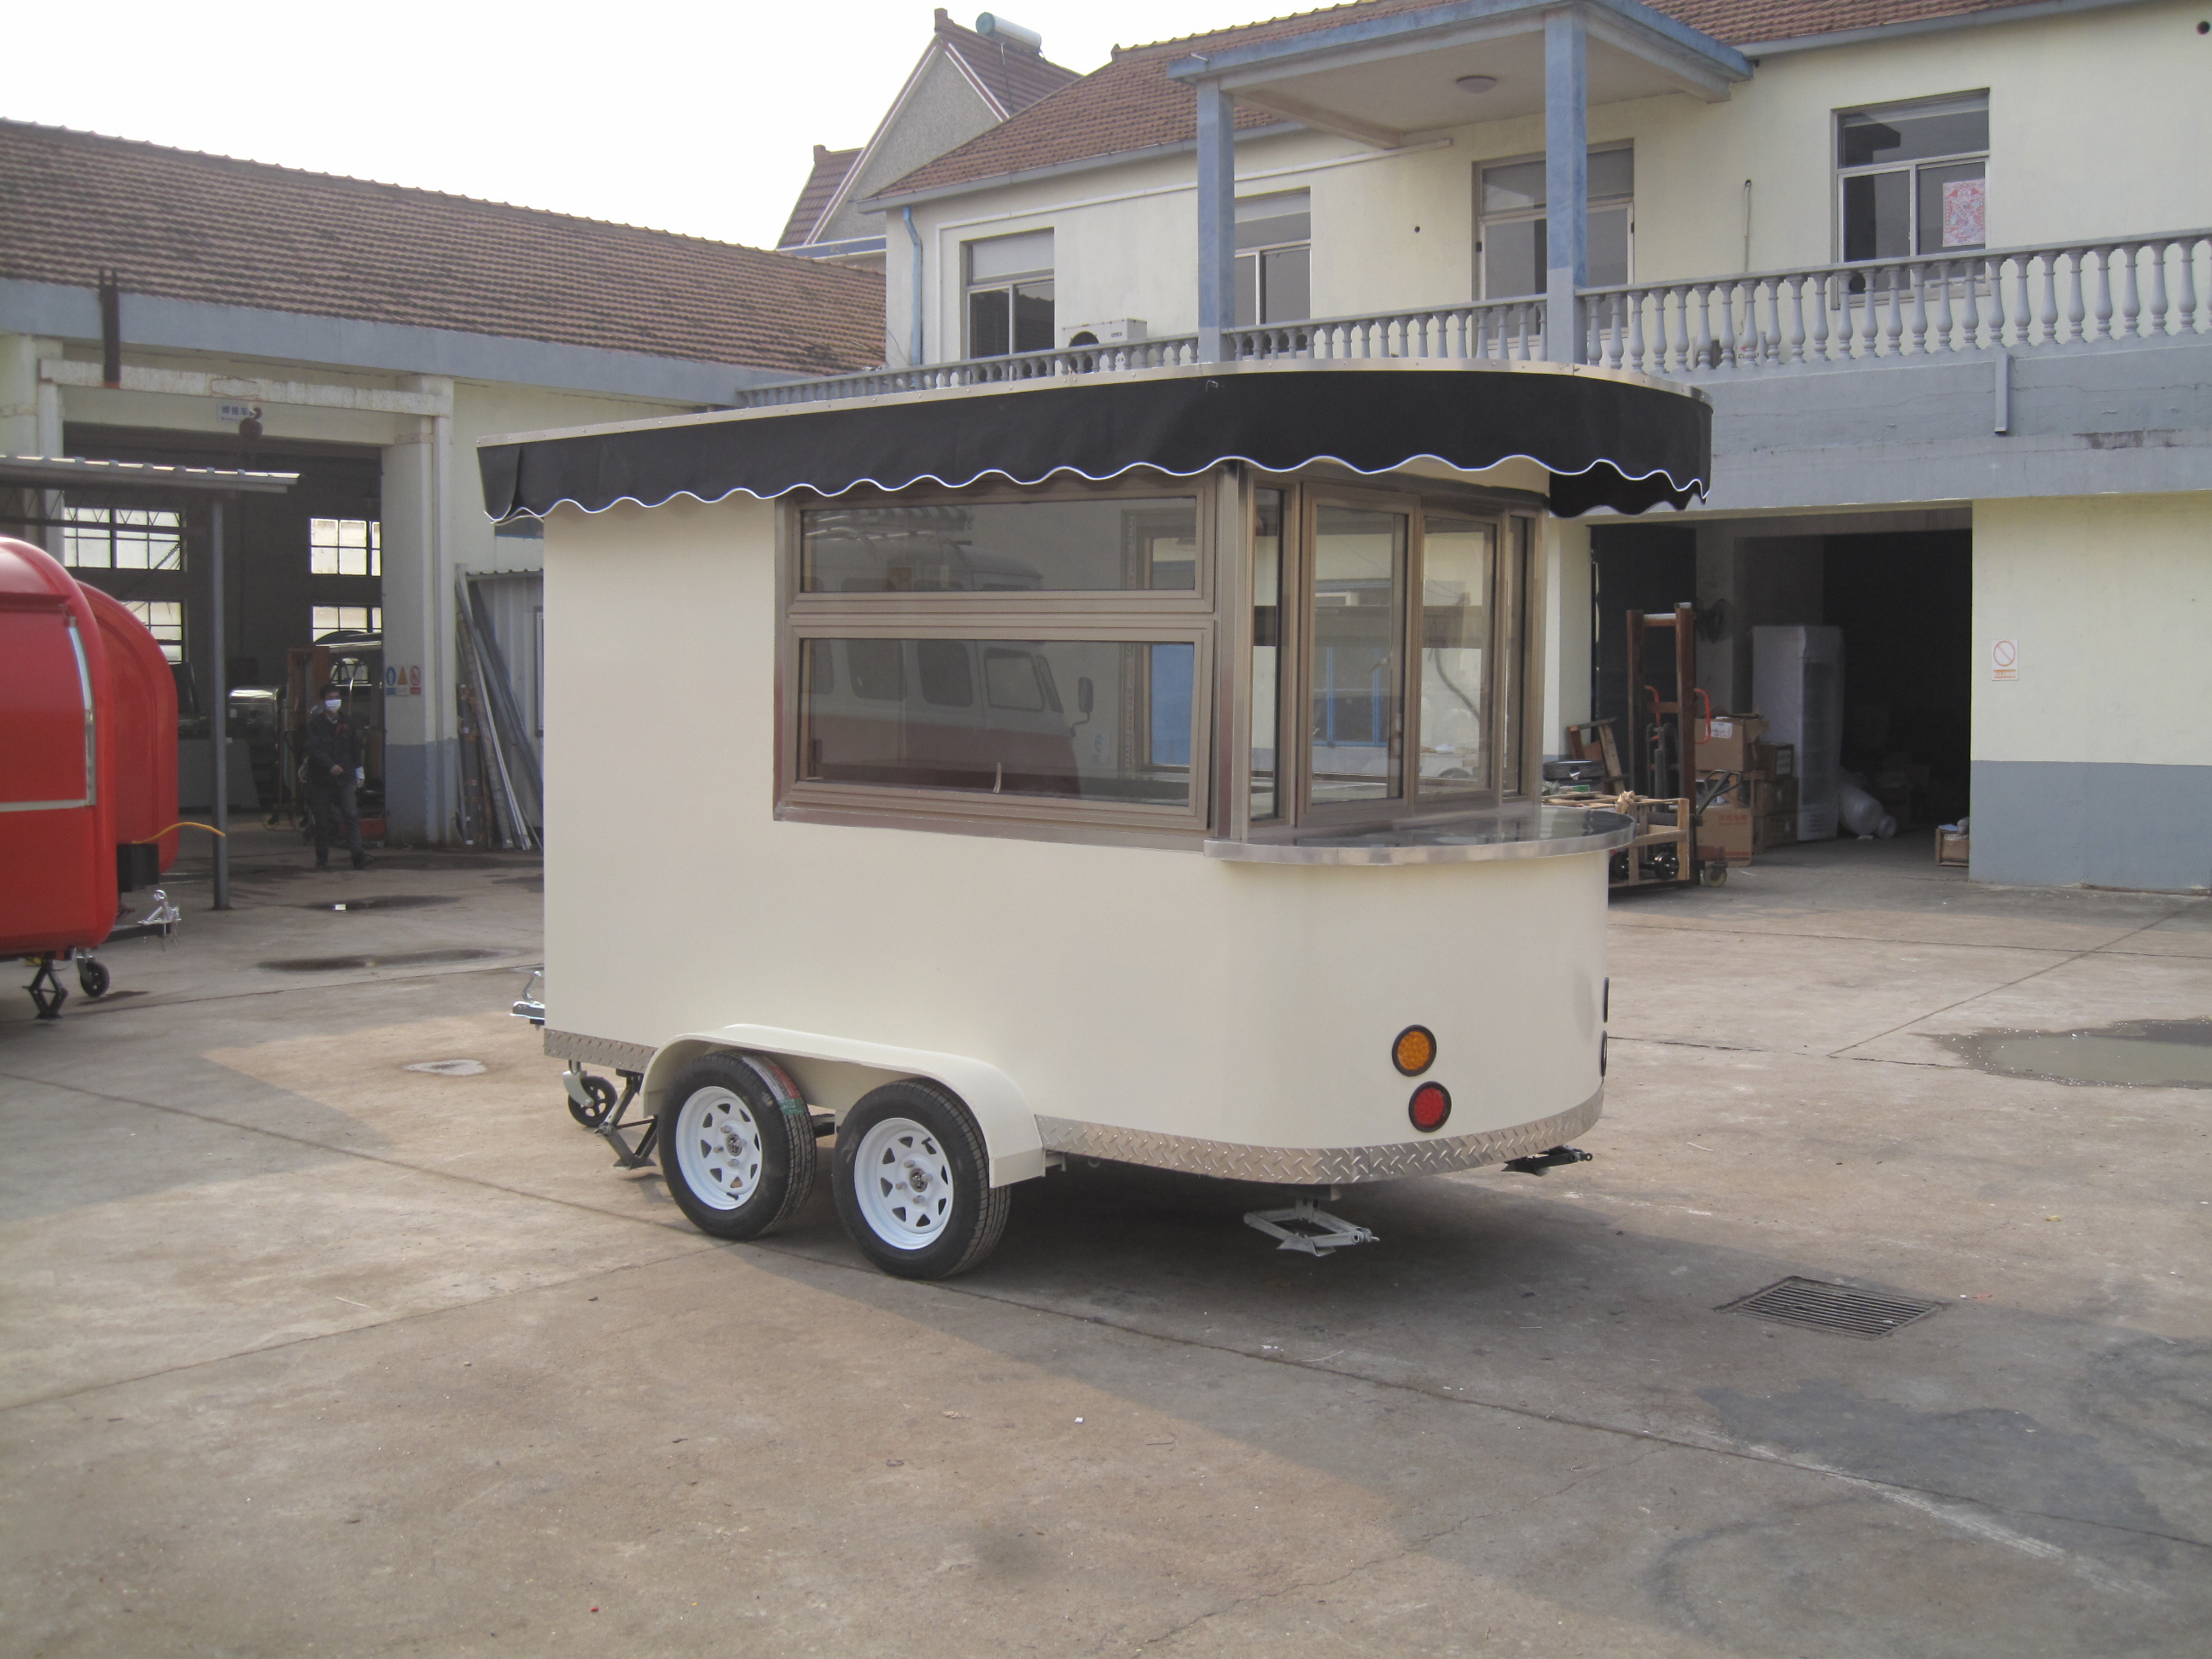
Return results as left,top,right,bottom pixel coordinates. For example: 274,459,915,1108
311,517,381,575
1235,191,1311,326
1837,94,1988,261
1477,148,1633,299
61,505,183,570
123,600,185,664
312,604,382,638
963,230,1054,358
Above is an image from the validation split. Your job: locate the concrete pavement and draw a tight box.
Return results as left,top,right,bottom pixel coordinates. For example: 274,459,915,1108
1,829,2205,1656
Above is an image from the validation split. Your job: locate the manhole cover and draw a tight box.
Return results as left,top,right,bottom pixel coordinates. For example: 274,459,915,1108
1718,1277,1943,1339
259,948,511,972
405,1059,486,1076
301,894,458,912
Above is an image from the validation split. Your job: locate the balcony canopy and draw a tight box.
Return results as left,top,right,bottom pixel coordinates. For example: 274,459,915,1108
478,360,1711,522
1167,0,1751,149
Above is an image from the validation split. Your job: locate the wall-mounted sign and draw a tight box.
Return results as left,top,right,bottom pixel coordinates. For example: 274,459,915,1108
1991,639,2018,680
383,664,424,696
218,401,261,423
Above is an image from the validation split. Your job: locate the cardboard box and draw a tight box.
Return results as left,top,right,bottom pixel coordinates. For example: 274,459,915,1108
1700,805,1755,863
1753,775,1800,818
1936,829,1970,867
1755,742,1796,778
1696,713,1768,773
1755,811,1796,851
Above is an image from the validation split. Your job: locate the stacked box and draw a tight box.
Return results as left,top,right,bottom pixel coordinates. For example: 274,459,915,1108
1695,713,1769,774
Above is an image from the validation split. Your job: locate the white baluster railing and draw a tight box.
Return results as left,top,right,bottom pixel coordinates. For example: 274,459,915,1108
731,232,2211,410
1584,231,2212,375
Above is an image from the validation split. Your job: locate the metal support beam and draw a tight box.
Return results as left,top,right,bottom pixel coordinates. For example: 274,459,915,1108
1195,80,1237,364
208,494,230,911
1544,9,1589,364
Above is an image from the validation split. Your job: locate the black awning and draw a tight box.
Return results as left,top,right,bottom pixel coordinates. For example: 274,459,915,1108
479,362,1708,522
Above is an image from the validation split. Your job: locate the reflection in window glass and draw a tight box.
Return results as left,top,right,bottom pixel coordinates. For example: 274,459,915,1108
1250,489,1283,820
800,638,1194,806
1420,517,1493,794
802,499,1199,593
1308,505,1404,806
1479,149,1633,297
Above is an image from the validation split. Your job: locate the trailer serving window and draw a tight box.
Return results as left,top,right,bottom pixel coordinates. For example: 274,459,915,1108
780,469,1538,846
782,479,1214,838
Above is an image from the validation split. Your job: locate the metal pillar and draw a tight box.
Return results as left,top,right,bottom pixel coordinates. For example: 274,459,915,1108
1195,80,1237,364
208,493,230,910
1544,9,1589,365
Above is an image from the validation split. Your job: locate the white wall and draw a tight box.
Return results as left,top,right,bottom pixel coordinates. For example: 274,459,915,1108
1972,491,2212,769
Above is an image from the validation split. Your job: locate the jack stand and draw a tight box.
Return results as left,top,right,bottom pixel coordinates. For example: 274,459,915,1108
1243,1200,1379,1255
25,956,67,1020
1503,1144,1594,1176
592,1071,656,1169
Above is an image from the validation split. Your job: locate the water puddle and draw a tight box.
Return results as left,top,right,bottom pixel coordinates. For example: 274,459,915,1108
1942,1019,2212,1089
302,894,457,913
259,948,512,973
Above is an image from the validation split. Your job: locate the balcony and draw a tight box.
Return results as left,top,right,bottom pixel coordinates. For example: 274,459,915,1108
731,230,2211,412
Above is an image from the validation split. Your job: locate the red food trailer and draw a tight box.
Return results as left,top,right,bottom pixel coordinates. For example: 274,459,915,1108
0,536,179,1016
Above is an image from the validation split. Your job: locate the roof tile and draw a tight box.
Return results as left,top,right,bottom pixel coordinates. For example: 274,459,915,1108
1,120,886,378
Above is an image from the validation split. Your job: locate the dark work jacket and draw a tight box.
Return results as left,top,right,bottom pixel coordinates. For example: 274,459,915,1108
305,708,363,780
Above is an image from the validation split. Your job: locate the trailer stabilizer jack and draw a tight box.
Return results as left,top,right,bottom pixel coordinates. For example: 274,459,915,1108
1243,1201,1378,1255
1503,1144,1594,1176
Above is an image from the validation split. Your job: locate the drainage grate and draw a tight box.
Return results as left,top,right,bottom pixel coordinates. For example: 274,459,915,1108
1717,1277,1943,1339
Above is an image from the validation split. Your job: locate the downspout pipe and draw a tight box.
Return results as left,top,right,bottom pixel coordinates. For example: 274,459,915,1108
904,207,924,367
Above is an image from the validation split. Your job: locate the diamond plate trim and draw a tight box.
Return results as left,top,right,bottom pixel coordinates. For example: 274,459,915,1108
544,1028,657,1073
1035,1087,1603,1185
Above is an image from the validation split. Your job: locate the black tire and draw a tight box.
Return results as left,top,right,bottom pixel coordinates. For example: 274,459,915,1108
659,1053,818,1241
568,1074,617,1127
77,958,111,998
833,1079,1010,1280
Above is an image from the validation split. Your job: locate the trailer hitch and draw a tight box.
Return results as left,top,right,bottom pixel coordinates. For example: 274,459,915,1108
1502,1144,1593,1176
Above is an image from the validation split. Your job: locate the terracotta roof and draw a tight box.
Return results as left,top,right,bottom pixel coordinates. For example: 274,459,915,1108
779,145,862,249
876,0,2058,200
0,119,887,378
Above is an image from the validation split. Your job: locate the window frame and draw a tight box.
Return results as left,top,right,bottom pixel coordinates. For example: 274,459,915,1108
777,473,1222,842
962,229,1056,360
1833,92,1990,263
1476,144,1634,301
1233,189,1313,328
1235,474,1545,842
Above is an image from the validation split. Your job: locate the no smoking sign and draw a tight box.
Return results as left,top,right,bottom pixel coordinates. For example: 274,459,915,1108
1991,639,2018,680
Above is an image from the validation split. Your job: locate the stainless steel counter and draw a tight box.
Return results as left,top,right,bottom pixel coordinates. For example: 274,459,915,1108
1203,806,1636,865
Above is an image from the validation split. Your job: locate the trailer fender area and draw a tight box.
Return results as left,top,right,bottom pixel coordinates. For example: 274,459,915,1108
644,1026,1048,1187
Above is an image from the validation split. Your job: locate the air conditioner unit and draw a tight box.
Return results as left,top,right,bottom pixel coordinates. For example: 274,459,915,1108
1061,318,1148,347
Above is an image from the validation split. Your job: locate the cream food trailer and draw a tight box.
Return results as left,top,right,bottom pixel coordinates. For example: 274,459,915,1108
479,360,1709,1279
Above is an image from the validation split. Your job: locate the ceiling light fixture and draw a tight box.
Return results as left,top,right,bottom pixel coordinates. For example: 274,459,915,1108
1455,74,1499,94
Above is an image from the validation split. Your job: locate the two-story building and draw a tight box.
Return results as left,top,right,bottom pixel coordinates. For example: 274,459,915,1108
743,0,2207,892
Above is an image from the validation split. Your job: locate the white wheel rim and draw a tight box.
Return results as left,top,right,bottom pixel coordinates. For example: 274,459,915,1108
853,1116,955,1249
673,1087,765,1211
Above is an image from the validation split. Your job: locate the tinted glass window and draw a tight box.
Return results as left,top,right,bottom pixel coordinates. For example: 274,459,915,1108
1420,516,1494,794
802,499,1200,593
1308,505,1405,806
916,640,973,707
1839,99,1988,168
800,638,1195,806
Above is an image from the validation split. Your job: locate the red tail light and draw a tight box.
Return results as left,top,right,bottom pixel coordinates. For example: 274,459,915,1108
1408,1081,1451,1132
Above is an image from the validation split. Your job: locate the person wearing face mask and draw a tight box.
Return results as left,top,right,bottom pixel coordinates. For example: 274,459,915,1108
303,684,370,870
